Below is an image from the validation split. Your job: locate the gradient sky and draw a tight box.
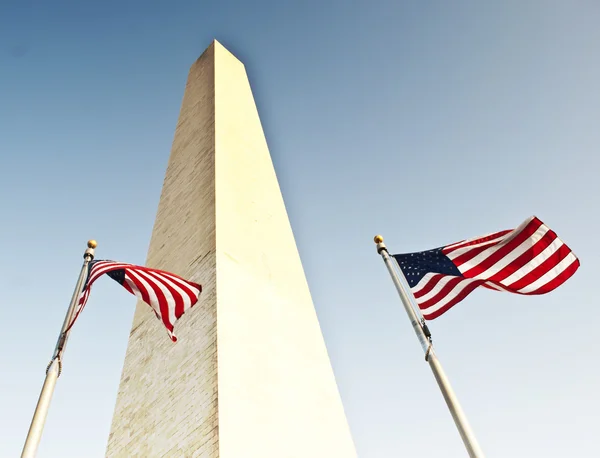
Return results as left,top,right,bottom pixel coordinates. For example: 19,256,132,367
1,1,599,457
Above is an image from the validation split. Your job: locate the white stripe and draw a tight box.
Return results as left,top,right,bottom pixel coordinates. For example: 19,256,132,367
88,262,132,284
126,269,163,321
420,277,480,316
444,231,498,250
481,282,506,291
452,220,536,272
159,271,201,303
415,275,460,304
464,225,550,278
444,230,510,255
411,272,437,295
145,270,193,314
123,276,152,308
136,270,178,328
517,253,578,293
501,238,564,286
446,217,535,263
445,232,512,261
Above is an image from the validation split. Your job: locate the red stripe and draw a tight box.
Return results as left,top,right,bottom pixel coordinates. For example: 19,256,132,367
418,276,465,310
481,283,500,290
485,230,558,283
483,281,512,292
161,272,200,307
146,270,185,319
87,263,128,285
449,232,515,268
132,265,198,317
151,268,202,306
121,279,134,295
413,274,446,299
136,265,192,283
421,279,485,319
132,269,174,334
461,218,544,278
528,258,580,295
125,270,152,305
506,245,574,292
442,229,512,256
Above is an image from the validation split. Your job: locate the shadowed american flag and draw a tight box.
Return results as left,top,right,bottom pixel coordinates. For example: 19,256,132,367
393,216,580,320
67,260,202,341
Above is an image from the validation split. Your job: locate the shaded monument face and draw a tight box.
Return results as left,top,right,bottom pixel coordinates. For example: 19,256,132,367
106,40,356,458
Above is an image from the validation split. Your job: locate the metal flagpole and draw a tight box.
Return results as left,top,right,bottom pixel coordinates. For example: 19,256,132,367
374,235,485,458
21,240,97,458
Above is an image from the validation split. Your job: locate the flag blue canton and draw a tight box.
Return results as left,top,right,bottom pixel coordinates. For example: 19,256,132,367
83,260,125,289
106,267,125,284
393,248,462,287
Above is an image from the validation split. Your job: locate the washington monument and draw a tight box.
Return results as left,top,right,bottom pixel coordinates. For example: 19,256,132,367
105,40,356,457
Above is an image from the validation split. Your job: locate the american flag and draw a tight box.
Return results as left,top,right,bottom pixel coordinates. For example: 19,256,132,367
393,216,579,320
68,260,202,341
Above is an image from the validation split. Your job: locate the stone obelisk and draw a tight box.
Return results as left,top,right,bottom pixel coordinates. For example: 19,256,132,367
105,40,356,458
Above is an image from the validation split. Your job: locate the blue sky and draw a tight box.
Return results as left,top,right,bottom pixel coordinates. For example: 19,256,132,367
1,1,599,457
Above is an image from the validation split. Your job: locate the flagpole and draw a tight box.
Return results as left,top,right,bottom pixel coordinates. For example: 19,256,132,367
374,235,485,458
21,240,97,458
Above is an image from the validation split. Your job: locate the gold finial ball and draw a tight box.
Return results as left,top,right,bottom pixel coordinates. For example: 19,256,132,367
87,240,98,249
374,235,384,244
